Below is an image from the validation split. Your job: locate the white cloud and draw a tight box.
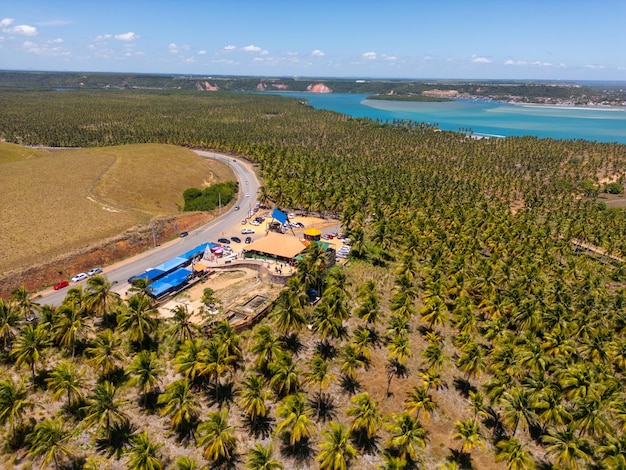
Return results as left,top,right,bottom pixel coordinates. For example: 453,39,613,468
93,34,112,41
0,18,14,27
224,45,236,50
242,44,261,52
114,32,139,41
504,59,527,66
4,24,38,36
311,49,325,57
586,64,606,69
363,51,377,60
47,38,63,44
383,55,397,61
197,50,206,55
471,55,491,64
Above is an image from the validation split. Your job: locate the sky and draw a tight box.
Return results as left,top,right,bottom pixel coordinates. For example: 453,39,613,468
1,0,625,81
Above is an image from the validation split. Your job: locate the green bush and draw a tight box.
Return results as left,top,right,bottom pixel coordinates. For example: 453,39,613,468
604,181,623,194
183,181,237,211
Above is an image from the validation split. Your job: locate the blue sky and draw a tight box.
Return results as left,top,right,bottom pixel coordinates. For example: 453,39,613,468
1,0,625,80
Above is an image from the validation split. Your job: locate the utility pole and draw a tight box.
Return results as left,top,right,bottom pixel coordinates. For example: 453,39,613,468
151,223,157,248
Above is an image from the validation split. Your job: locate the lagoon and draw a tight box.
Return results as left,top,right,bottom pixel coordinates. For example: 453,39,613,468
271,92,626,144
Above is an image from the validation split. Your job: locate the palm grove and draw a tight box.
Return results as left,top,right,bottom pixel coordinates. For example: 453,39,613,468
1,88,626,469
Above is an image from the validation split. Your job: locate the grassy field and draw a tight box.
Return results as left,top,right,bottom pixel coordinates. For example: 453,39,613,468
0,143,233,274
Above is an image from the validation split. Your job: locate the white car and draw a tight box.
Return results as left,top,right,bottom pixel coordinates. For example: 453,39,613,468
250,220,260,226
245,193,250,197
87,267,103,276
71,273,88,283
241,228,255,234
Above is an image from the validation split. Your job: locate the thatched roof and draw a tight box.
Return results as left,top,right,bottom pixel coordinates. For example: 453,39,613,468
245,231,306,259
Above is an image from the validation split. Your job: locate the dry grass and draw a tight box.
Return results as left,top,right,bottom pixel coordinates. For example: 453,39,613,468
0,143,233,273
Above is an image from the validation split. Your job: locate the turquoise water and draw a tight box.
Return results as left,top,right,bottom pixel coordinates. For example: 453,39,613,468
271,92,626,144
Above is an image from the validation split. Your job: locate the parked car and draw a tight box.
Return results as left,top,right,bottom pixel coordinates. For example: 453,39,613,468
250,220,260,226
87,267,103,276
231,236,242,243
241,228,255,234
71,273,88,283
241,219,247,225
179,231,188,238
53,280,69,290
218,238,231,244
245,236,252,244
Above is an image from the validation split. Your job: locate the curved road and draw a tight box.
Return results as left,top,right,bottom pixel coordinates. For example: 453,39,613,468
37,151,259,306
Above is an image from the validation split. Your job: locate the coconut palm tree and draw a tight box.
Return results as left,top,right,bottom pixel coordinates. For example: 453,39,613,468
175,456,200,470
269,352,301,399
166,304,200,345
250,325,285,375
85,329,125,379
304,354,335,393
128,350,163,408
452,418,485,454
404,386,436,423
495,437,535,470
197,407,238,468
238,373,270,424
10,286,40,322
127,431,163,470
11,323,50,382
500,387,538,438
116,292,159,347
0,376,32,446
246,443,283,470
347,392,382,451
26,417,74,470
316,422,357,470
276,393,314,448
53,302,90,357
542,428,591,470
0,298,20,351
158,378,200,440
385,412,428,465
85,274,121,327
81,381,129,441
46,361,85,409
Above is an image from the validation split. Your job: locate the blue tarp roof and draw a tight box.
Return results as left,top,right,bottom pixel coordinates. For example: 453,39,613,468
129,243,213,286
148,268,193,297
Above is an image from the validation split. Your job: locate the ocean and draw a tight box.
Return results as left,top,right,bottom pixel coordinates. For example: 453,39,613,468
270,92,626,144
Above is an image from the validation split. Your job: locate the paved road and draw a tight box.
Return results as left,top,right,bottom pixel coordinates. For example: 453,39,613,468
36,151,259,306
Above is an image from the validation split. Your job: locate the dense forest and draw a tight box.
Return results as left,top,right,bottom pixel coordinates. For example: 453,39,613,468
1,86,626,469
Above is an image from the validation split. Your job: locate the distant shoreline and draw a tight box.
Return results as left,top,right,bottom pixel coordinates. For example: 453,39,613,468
509,101,626,112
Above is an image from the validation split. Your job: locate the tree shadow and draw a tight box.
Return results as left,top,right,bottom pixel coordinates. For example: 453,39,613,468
350,431,380,455
279,434,313,463
481,406,507,441
206,381,236,408
281,333,305,356
242,414,274,439
315,339,337,360
97,367,128,387
453,377,476,398
447,448,475,470
307,392,338,423
95,421,136,459
339,374,361,395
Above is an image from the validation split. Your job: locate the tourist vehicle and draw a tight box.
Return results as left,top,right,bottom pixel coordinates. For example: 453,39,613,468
241,228,254,234
87,267,103,276
217,238,230,244
53,280,69,290
71,273,88,282
231,236,242,243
